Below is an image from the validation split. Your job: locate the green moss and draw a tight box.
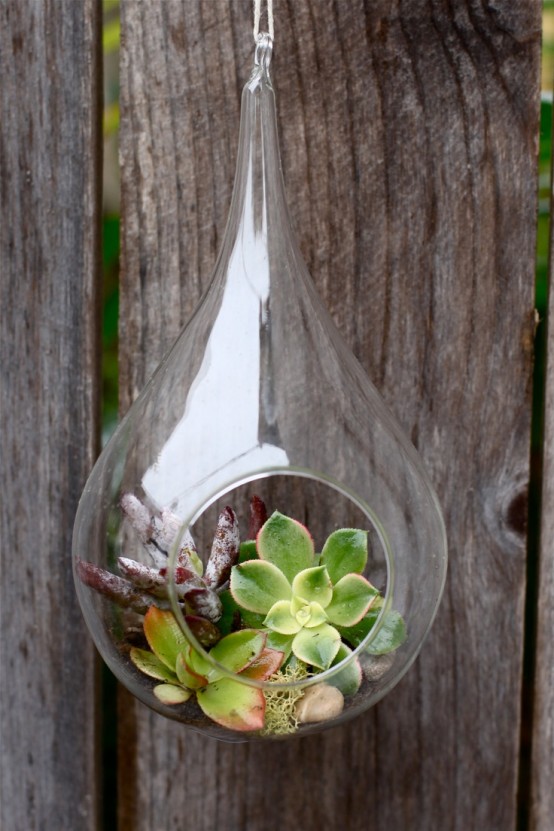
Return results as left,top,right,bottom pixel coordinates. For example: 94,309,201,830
261,662,310,737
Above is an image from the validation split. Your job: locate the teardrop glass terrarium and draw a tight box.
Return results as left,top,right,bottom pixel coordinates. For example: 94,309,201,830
73,35,447,742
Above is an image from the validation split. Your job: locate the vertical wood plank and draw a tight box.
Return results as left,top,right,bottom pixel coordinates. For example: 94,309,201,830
530,145,554,830
118,2,540,829
0,2,102,829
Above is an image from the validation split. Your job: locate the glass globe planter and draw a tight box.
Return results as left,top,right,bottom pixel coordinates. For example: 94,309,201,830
73,35,447,742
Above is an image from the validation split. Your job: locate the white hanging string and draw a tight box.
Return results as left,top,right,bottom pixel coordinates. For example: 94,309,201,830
253,0,274,41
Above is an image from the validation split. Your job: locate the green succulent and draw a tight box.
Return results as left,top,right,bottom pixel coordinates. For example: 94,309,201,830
130,607,284,731
230,512,380,670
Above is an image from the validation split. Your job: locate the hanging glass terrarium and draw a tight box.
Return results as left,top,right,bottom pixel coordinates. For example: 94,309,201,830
73,26,447,742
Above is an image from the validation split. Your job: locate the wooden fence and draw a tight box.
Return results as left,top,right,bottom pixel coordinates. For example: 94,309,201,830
1,2,551,829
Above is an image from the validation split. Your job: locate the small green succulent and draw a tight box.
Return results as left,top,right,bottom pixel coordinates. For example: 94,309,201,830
230,512,380,670
130,607,284,731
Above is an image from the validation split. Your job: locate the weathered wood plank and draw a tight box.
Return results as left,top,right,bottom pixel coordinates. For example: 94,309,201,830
0,2,102,829
118,2,540,829
530,131,554,830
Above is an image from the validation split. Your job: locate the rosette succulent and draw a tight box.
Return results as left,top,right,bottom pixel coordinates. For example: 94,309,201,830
230,512,380,670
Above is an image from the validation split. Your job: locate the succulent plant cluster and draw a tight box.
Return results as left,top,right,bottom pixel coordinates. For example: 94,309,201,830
77,494,405,735
131,610,283,730
230,513,380,670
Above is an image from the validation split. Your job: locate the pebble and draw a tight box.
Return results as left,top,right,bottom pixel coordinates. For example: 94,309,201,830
295,683,344,723
363,653,395,682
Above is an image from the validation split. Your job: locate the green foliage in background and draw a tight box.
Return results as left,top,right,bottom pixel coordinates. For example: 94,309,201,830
102,215,119,440
103,4,120,54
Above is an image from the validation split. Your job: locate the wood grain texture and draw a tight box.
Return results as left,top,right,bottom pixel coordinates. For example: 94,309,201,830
118,2,540,829
0,2,102,829
530,151,554,829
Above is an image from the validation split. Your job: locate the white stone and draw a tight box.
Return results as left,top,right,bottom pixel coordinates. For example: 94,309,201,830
295,683,344,724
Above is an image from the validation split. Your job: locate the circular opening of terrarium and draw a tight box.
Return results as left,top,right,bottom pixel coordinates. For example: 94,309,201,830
165,470,395,693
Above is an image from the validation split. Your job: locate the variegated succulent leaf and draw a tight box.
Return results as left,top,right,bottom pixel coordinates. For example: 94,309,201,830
230,559,291,614
238,540,258,563
196,678,266,732
324,573,379,627
130,647,179,683
256,512,315,582
209,629,266,674
291,565,333,608
175,651,208,690
292,624,341,670
143,607,188,671
337,604,406,655
364,610,407,655
326,643,363,696
153,684,192,705
320,528,368,584
240,646,284,680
